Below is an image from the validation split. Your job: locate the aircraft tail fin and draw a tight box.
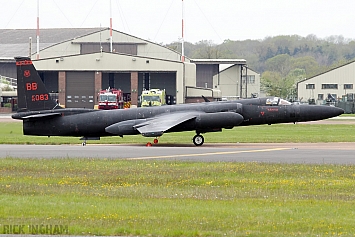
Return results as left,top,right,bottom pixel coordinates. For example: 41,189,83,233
15,57,62,112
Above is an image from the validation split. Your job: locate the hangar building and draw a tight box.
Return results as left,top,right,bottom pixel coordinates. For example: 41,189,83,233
0,28,260,110
297,60,355,104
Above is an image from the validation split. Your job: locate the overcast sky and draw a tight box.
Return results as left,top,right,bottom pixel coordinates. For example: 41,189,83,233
2,0,355,44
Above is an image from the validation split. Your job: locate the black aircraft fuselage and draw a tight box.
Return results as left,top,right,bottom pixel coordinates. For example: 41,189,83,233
12,57,344,146
12,98,343,142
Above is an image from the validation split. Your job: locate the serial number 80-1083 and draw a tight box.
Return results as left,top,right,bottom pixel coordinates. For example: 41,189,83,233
32,94,49,101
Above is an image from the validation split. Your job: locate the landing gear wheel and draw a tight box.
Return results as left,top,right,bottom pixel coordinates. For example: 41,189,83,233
153,138,159,144
82,142,86,146
193,134,204,146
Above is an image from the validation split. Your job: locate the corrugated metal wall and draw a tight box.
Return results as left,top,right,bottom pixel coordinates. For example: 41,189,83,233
298,62,355,103
196,64,218,88
66,72,95,108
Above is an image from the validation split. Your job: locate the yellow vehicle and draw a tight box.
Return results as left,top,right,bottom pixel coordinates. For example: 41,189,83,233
140,89,166,107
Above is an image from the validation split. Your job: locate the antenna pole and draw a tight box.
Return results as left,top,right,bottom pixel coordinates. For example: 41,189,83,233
36,0,40,59
181,0,185,62
29,37,32,58
100,24,102,53
110,0,113,53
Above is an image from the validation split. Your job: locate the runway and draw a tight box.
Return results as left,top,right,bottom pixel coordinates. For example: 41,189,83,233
1,142,354,164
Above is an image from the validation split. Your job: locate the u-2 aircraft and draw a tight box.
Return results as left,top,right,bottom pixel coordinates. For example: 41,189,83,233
12,57,344,146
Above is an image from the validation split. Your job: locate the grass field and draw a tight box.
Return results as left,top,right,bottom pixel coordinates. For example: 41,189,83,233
338,114,355,117
1,159,355,236
1,122,355,144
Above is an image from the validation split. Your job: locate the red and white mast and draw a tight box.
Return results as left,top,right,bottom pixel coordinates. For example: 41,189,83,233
36,0,40,59
181,0,185,62
109,0,113,52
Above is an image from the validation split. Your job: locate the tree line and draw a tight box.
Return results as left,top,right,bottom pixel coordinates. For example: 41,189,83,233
165,35,355,99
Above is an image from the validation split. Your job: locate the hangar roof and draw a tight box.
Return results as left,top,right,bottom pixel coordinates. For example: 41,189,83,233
219,64,258,74
190,59,246,65
297,59,355,85
0,27,155,59
0,28,103,44
0,28,104,58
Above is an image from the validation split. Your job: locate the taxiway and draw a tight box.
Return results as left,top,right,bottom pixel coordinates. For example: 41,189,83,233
1,143,354,164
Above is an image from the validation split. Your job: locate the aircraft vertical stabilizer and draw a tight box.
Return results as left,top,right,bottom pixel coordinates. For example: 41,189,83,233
15,57,61,112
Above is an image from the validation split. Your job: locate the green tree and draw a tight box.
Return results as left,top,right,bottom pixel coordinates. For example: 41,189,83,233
265,54,292,76
290,56,319,77
261,68,306,99
261,71,283,97
165,34,355,90
191,40,222,59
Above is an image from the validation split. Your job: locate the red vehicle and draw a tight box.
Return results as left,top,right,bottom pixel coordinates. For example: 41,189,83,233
98,88,124,110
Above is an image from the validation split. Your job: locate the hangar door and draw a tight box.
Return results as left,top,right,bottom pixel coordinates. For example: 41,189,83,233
66,72,95,109
39,71,58,93
101,73,131,92
139,72,176,96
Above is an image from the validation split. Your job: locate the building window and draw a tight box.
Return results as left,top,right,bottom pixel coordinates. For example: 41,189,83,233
306,84,315,89
322,84,338,89
242,75,256,84
248,75,255,84
317,94,324,100
344,84,353,89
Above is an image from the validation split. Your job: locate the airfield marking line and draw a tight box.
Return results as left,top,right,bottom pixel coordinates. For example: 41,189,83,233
126,147,291,160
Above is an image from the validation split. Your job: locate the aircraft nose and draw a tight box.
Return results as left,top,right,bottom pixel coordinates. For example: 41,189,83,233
321,106,344,119
298,105,344,122
300,105,344,122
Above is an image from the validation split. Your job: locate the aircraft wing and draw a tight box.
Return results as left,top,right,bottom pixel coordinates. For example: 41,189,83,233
133,111,203,137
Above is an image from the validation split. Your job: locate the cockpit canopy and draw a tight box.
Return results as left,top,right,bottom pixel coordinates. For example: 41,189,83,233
266,97,292,106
